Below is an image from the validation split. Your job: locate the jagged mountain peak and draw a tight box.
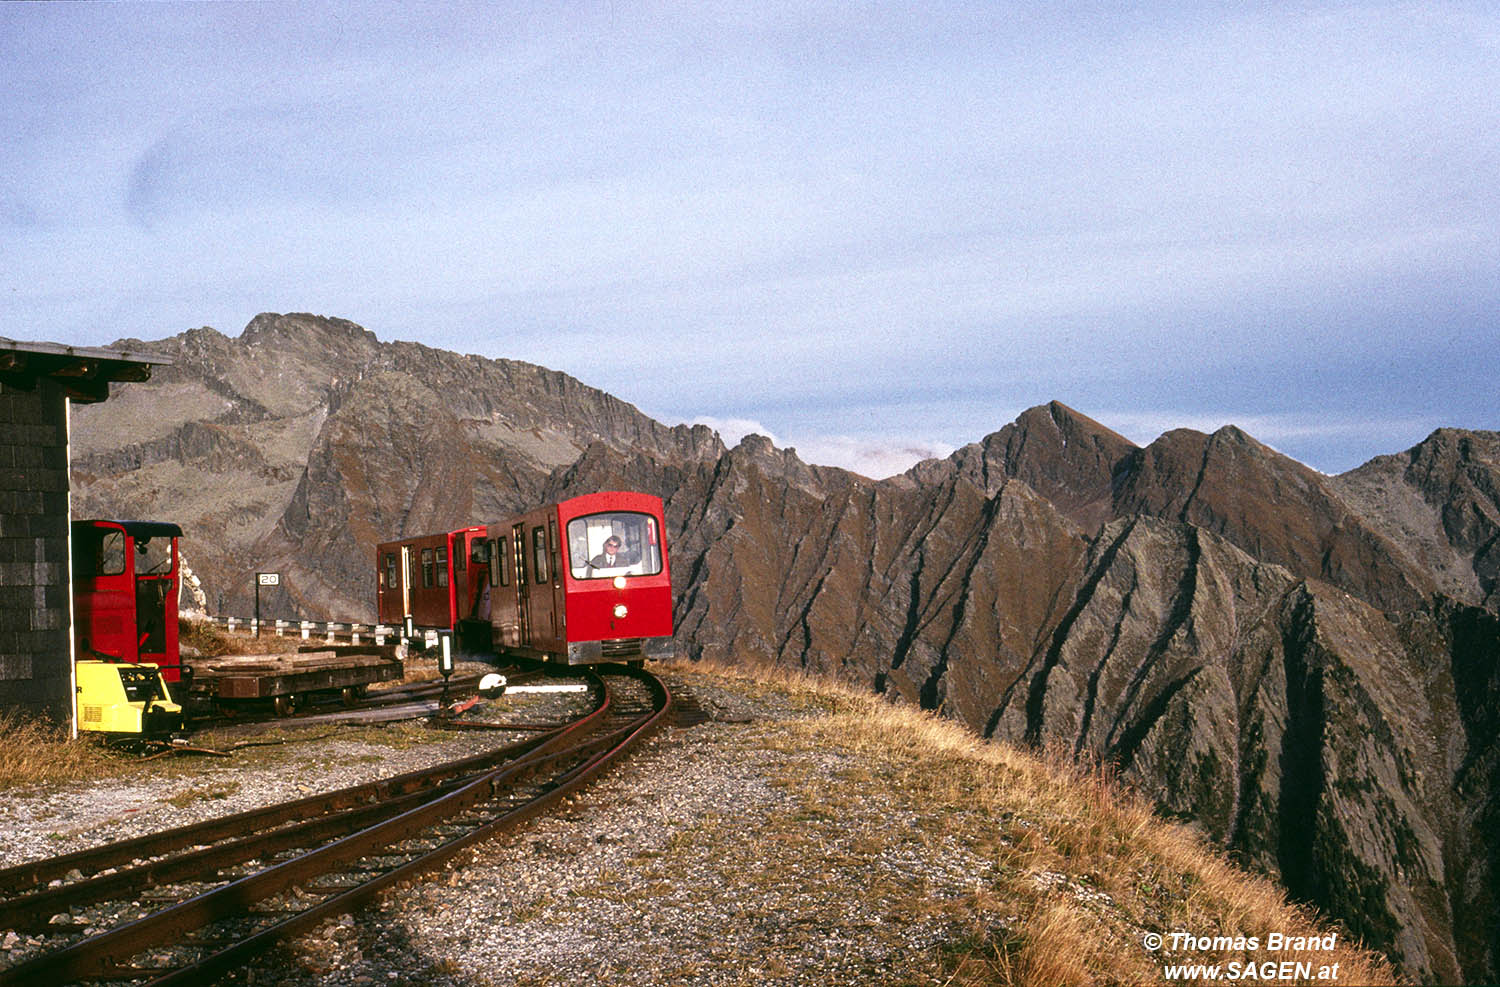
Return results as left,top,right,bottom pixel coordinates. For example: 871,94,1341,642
241,311,379,346
1115,420,1439,612
1398,425,1500,476
723,432,867,497
927,399,1138,530
1021,399,1135,444
1332,425,1500,608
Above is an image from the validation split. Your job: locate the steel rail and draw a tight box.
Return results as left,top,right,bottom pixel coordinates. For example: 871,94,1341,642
0,664,669,987
0,690,592,900
151,667,669,987
0,772,489,932
0,674,616,987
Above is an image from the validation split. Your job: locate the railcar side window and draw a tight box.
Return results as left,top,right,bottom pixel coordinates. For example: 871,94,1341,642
384,553,397,589
421,548,435,588
497,537,510,586
532,526,549,583
488,538,501,587
436,546,449,588
566,512,663,579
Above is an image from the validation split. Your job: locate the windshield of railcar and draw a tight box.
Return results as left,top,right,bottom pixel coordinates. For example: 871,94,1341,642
566,512,663,579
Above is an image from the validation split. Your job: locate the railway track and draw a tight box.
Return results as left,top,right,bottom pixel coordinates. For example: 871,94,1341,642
0,663,671,986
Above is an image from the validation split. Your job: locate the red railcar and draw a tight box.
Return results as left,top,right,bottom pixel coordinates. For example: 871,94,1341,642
71,520,183,682
376,492,673,664
375,525,487,632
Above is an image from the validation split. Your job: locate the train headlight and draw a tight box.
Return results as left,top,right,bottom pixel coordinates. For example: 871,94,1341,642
613,575,627,589
613,604,628,619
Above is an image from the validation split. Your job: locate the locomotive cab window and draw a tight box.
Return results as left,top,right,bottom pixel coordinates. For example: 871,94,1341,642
567,512,663,579
134,536,173,576
73,528,125,578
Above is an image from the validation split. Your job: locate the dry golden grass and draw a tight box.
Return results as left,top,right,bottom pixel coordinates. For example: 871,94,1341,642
177,616,238,657
179,616,302,656
662,657,1400,986
0,709,120,790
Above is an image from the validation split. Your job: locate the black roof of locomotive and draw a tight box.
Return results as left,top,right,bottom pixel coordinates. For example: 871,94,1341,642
74,519,184,539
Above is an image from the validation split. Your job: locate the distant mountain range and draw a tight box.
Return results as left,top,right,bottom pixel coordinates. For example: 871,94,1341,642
73,313,1499,984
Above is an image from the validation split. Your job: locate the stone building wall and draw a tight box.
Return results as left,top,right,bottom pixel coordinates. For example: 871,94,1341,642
0,378,72,722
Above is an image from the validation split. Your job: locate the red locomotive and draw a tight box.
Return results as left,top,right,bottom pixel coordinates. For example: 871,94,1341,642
71,520,184,681
375,491,673,664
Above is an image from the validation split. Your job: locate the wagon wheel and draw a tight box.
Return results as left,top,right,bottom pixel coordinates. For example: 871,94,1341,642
340,684,367,707
273,694,297,717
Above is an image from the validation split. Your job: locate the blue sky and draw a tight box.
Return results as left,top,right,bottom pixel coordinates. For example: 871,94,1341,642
3,3,1496,477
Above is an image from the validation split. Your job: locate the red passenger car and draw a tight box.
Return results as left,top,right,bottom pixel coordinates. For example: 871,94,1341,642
375,492,673,664
375,525,487,632
71,520,183,682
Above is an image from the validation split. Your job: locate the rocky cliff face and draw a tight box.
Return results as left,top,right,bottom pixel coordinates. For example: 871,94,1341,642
73,315,1499,983
979,517,1488,983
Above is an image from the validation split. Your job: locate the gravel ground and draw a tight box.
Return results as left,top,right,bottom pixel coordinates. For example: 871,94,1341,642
0,668,990,986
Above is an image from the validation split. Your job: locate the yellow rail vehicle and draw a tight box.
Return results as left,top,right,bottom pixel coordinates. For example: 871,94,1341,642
75,660,184,737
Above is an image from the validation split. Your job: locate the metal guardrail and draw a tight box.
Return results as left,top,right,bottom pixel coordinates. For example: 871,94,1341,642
193,614,443,648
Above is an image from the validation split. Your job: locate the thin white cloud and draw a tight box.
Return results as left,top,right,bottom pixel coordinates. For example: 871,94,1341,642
1101,411,1440,447
687,416,782,449
786,434,958,479
678,414,954,478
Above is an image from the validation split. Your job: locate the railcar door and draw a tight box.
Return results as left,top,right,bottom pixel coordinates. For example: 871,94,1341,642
399,545,413,627
385,549,399,623
72,522,134,663
526,519,559,647
511,522,530,646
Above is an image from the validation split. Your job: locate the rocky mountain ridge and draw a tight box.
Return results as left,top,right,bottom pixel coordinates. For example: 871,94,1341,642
71,314,1500,984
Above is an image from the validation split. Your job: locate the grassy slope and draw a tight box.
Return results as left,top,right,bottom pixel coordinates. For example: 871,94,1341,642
657,659,1398,986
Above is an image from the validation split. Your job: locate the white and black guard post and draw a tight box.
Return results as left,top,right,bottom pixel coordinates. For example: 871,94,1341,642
255,572,279,638
439,633,454,706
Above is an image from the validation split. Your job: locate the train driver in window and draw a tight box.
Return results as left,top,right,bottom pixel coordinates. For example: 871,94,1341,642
588,535,633,570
